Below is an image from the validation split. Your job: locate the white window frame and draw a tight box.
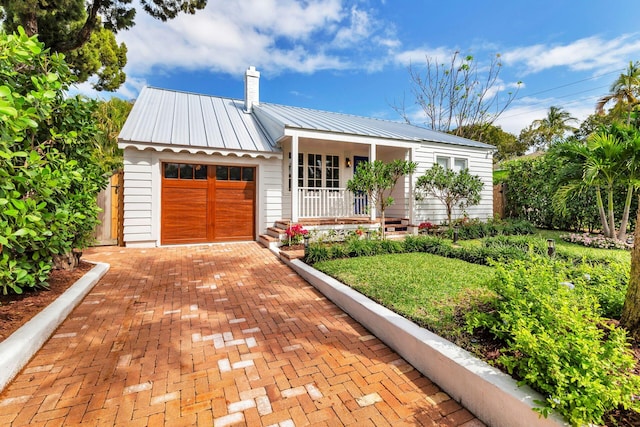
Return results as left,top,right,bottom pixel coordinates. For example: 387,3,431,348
434,154,469,172
288,151,341,191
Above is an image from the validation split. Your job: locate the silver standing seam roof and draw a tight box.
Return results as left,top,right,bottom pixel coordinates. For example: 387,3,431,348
118,86,495,152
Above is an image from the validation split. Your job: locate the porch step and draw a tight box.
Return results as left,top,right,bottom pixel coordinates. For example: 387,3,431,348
258,234,279,249
383,218,409,233
267,226,287,240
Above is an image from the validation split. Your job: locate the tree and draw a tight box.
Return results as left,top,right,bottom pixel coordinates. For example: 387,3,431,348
457,123,524,162
620,199,640,340
415,164,484,228
0,27,105,292
499,154,600,231
346,159,417,239
596,61,640,125
1,0,207,90
393,51,521,142
93,98,133,172
519,106,577,150
553,124,640,240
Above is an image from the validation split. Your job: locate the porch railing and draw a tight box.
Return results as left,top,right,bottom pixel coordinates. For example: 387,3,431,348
298,187,368,218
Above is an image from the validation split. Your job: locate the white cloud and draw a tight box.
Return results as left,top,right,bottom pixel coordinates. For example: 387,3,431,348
494,95,596,135
116,0,398,80
393,47,458,67
332,6,374,47
502,34,640,74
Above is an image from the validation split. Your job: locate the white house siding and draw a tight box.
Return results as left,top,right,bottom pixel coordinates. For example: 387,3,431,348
121,148,282,247
122,148,154,247
412,143,493,225
379,149,412,221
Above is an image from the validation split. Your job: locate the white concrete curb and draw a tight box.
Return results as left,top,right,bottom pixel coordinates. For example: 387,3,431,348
0,262,109,392
282,255,568,427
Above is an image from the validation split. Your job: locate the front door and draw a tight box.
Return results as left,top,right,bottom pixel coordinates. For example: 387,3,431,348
353,156,368,215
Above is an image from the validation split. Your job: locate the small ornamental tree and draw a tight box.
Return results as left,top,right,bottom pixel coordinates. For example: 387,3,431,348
0,27,105,294
346,159,417,239
415,164,483,228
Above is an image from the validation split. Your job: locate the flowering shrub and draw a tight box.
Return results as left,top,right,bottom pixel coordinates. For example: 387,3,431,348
283,224,308,245
561,233,632,250
418,221,437,233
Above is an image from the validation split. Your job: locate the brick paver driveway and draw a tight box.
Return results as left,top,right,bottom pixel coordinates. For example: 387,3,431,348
0,243,482,426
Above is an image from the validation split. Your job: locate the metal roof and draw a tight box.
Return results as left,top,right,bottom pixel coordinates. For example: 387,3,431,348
119,86,494,153
118,87,278,154
255,103,495,149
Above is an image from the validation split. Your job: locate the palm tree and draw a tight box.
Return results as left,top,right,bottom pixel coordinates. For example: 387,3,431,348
534,106,578,144
596,61,640,125
553,129,626,239
93,98,133,173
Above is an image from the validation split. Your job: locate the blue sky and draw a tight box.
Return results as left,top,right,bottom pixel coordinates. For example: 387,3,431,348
86,0,640,135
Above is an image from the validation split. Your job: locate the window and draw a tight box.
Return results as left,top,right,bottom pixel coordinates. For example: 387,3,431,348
326,155,339,188
288,153,304,191
164,163,207,179
436,156,450,169
435,156,469,172
215,166,255,181
308,154,322,188
289,153,340,190
453,158,468,172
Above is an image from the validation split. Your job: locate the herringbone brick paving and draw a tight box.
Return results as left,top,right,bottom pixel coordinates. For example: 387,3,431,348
0,243,484,426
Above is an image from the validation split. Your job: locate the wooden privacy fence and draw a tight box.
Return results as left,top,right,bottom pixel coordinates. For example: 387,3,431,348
493,183,506,219
94,171,124,246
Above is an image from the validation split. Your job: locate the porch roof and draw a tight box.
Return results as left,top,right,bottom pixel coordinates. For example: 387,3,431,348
254,103,495,149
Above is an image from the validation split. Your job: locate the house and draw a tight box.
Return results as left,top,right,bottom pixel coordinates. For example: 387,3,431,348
118,66,495,247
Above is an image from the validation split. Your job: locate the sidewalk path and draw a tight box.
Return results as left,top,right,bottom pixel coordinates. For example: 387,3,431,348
0,243,483,426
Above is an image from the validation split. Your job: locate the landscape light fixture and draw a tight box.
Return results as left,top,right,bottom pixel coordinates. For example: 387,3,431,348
547,239,555,257
303,234,310,256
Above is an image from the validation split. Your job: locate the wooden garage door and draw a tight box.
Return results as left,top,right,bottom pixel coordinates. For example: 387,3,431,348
161,163,255,245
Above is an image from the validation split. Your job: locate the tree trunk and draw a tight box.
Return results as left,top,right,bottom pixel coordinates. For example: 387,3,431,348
617,183,634,241
607,187,617,239
52,250,82,271
50,0,101,53
595,188,611,237
620,200,640,341
22,12,38,36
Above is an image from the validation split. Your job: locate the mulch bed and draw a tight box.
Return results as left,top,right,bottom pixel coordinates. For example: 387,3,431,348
0,261,93,343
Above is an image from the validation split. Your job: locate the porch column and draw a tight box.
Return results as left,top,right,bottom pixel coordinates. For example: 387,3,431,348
369,143,376,221
291,134,299,222
408,148,415,226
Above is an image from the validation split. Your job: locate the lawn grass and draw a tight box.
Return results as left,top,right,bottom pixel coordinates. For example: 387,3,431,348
312,228,631,343
313,252,495,341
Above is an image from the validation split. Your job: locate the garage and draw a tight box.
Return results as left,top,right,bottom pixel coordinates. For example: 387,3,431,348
161,163,255,244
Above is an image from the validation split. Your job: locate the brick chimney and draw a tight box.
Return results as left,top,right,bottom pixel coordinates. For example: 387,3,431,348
244,66,260,113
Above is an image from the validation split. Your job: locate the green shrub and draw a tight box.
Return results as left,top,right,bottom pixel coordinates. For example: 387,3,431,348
0,29,104,294
445,218,536,240
468,257,640,425
565,261,629,319
482,235,547,255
